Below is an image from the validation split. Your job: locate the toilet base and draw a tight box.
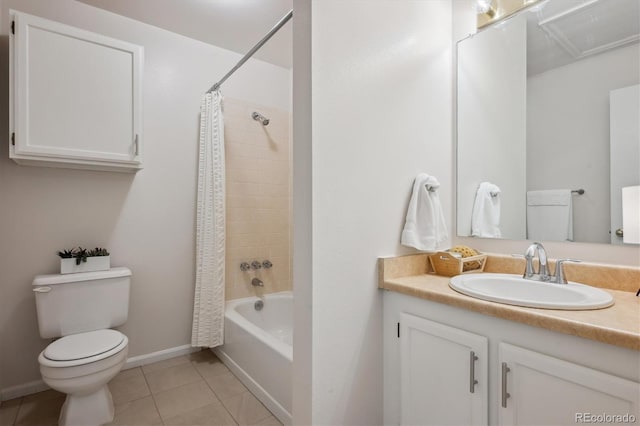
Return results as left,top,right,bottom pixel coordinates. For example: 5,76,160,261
59,385,114,426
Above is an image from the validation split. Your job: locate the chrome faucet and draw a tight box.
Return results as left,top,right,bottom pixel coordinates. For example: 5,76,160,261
523,242,581,284
523,242,550,282
251,278,264,287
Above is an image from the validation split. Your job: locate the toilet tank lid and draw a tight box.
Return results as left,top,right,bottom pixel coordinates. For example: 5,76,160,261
33,267,132,286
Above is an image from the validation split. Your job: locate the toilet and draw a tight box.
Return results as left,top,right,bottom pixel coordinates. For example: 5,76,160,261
33,267,131,426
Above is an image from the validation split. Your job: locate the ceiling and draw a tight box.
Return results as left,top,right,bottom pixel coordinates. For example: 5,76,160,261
77,0,293,69
526,0,640,75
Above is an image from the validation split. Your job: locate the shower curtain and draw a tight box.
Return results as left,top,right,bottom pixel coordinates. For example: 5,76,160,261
192,90,226,348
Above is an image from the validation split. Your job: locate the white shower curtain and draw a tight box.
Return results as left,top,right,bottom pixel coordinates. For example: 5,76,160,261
192,90,226,348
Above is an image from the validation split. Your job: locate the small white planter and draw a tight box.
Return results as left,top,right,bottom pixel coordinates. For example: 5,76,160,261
60,256,110,274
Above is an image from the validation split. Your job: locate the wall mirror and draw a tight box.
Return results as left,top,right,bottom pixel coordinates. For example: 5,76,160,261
456,0,640,245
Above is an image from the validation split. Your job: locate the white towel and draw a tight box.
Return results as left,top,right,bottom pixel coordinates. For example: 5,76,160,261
471,182,501,238
527,189,573,241
401,174,448,250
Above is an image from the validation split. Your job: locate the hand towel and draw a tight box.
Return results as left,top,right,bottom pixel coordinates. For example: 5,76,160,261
471,182,502,238
401,174,448,250
526,189,573,241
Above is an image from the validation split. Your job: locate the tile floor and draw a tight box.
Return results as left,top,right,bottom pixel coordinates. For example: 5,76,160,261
0,350,282,426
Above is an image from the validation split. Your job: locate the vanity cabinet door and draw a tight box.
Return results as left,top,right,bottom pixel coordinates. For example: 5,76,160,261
400,313,488,425
10,11,143,172
499,343,639,425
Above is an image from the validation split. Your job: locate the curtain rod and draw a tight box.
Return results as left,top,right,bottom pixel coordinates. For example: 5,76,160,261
207,9,293,93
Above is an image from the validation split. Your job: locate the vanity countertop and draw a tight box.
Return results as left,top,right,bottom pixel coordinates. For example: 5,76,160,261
379,254,640,351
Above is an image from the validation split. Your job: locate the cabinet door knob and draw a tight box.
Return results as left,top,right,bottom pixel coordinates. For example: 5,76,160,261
469,351,479,393
501,362,511,408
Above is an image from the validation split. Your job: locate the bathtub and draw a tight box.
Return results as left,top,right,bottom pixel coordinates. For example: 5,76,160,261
213,291,292,425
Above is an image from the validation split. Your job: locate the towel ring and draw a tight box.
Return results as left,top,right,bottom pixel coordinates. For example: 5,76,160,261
425,184,437,192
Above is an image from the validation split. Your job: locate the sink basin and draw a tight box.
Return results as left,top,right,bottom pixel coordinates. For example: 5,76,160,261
449,273,614,310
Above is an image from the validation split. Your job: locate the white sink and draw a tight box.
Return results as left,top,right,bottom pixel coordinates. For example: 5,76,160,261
449,273,614,310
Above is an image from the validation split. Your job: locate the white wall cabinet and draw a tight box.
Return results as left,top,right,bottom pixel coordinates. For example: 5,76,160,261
384,291,640,426
399,313,488,425
9,11,144,172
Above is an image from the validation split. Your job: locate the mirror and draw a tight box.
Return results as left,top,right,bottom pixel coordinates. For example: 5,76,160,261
456,0,640,245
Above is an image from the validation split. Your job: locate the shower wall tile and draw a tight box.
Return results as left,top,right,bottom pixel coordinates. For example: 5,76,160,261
227,182,262,197
224,98,291,300
227,196,259,208
226,167,261,184
257,196,289,210
259,183,289,197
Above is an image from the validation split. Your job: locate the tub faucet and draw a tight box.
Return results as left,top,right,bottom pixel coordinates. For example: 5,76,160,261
523,242,550,282
251,278,264,287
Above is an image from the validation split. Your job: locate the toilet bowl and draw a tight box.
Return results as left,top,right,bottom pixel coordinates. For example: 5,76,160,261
38,329,129,426
33,267,132,426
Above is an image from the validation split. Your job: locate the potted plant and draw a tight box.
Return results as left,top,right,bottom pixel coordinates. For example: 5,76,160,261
58,247,110,274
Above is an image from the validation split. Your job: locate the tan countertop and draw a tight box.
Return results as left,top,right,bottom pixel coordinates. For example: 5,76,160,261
379,254,640,351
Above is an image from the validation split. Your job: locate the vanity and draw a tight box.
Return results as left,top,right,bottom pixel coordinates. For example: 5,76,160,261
384,0,640,423
379,253,640,425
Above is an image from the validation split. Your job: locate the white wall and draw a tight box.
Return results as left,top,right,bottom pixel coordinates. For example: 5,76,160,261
291,0,312,423
306,1,452,424
457,14,527,239
527,44,640,244
453,0,640,266
0,0,290,396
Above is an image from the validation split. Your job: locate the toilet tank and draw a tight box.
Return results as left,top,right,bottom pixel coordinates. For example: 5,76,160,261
33,267,131,339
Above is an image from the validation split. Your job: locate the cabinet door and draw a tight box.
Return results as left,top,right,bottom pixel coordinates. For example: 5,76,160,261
499,343,639,425
400,313,488,425
10,11,143,170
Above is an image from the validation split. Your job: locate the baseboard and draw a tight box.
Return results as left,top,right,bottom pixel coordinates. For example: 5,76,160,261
124,344,200,370
1,344,200,401
0,379,50,402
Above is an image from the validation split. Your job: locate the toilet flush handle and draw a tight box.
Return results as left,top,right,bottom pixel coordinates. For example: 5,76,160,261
33,286,52,293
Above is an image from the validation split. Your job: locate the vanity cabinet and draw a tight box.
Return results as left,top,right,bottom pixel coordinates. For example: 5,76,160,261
399,313,488,425
9,11,143,172
499,343,639,425
384,291,640,426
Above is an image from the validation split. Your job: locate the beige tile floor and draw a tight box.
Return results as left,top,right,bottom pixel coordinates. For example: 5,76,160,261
0,351,282,426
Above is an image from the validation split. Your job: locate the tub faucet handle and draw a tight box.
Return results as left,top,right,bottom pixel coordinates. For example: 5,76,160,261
240,262,251,272
251,261,262,270
262,260,273,269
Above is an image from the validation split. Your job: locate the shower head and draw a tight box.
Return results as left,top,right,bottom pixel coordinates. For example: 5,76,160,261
252,111,270,126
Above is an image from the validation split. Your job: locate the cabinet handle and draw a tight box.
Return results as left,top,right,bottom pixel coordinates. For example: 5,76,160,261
469,351,478,393
501,362,511,408
134,134,139,156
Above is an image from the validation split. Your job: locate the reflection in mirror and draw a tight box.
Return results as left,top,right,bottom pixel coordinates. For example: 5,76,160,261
457,0,640,245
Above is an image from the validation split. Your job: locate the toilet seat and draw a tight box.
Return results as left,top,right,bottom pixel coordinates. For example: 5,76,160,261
39,330,128,368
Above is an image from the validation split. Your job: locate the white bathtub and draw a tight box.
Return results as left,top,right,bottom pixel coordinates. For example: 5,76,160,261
213,291,292,425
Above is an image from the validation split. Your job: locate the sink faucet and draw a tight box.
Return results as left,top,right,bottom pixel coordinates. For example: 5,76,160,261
523,242,550,282
523,242,581,284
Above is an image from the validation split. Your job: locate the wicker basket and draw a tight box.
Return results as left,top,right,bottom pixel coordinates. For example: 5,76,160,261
428,251,487,277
